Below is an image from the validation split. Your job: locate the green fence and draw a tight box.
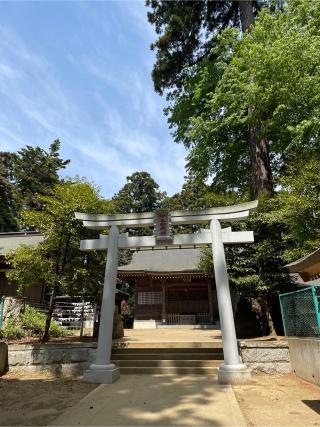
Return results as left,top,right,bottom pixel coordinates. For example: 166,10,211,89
0,296,4,330
279,286,320,337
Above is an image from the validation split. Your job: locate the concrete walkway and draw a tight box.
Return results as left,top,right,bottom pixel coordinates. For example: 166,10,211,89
50,374,246,426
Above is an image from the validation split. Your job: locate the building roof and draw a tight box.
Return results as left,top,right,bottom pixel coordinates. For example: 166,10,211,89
118,248,205,275
0,232,43,256
286,248,320,277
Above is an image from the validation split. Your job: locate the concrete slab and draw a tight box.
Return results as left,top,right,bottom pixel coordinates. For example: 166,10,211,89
50,375,246,426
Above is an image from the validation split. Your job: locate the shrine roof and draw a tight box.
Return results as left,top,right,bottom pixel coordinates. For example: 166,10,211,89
286,248,320,276
0,232,43,256
118,247,206,275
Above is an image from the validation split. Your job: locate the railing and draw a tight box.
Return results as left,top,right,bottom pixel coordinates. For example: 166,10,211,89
279,285,320,337
167,313,180,324
196,312,210,324
167,312,210,325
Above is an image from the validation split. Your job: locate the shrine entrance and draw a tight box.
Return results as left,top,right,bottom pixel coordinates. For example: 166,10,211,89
166,283,210,324
75,200,258,385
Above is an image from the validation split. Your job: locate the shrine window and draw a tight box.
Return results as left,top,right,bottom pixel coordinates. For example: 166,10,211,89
138,291,162,305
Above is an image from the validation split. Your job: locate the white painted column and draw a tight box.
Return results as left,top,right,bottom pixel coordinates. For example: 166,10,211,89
211,219,251,384
83,225,120,384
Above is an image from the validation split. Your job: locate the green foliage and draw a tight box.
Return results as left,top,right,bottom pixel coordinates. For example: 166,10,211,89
6,245,54,291
0,306,67,340
6,179,112,300
14,140,70,210
20,306,49,335
275,150,320,261
199,196,293,298
0,152,19,232
167,0,320,192
0,140,70,231
1,316,25,340
146,0,262,95
113,171,165,214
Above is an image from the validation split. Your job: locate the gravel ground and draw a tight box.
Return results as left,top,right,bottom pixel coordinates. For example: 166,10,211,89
233,372,320,426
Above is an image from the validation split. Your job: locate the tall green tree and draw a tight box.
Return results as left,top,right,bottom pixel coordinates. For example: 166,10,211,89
148,1,318,197
14,139,70,210
146,0,260,96
113,171,165,214
112,171,166,269
7,180,112,342
275,149,320,262
0,152,18,231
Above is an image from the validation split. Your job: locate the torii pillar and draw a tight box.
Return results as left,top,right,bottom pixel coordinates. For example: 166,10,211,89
211,219,251,384
76,200,257,385
83,226,120,384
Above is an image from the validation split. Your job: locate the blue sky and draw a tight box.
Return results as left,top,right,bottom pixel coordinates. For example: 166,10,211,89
0,0,187,197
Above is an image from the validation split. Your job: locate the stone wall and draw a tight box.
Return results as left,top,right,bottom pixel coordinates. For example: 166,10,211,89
8,342,97,376
287,337,320,385
239,340,291,374
7,340,292,376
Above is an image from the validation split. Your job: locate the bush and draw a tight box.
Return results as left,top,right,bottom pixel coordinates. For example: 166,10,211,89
1,316,25,340
20,306,47,335
0,305,68,340
48,319,68,337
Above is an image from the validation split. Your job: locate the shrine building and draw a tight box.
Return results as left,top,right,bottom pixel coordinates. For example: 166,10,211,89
118,248,218,329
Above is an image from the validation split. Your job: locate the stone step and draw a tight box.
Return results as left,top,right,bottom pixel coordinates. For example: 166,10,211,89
118,366,219,375
112,359,221,368
112,341,222,350
156,324,220,330
111,352,223,360
112,345,223,353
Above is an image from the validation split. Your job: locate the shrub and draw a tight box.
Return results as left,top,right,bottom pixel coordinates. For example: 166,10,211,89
0,305,68,340
20,306,47,335
1,316,25,340
48,319,68,337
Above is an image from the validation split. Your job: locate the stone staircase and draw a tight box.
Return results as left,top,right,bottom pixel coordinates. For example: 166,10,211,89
111,342,223,375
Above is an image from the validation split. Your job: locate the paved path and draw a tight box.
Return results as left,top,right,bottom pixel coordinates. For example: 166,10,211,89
50,374,246,426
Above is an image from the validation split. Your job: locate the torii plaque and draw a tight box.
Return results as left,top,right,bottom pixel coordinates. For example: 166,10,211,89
75,200,258,384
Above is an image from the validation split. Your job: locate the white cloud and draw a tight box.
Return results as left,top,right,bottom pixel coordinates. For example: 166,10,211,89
0,3,187,198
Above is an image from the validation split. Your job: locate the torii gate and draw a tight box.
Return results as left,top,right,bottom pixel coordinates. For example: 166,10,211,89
75,200,258,385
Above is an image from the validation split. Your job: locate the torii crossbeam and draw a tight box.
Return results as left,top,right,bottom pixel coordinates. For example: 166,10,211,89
76,200,258,385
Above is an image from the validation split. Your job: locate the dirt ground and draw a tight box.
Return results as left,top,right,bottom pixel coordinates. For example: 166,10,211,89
0,371,319,426
233,373,320,426
0,371,96,426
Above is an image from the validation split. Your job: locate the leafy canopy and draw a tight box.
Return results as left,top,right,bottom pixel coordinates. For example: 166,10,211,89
167,0,320,192
7,180,113,299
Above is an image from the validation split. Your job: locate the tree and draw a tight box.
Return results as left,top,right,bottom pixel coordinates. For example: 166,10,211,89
113,171,165,214
13,139,70,210
6,179,113,342
163,1,320,196
112,171,166,270
146,1,260,96
0,152,19,231
275,149,320,262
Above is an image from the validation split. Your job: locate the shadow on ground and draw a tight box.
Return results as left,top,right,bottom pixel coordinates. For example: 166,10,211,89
50,375,244,427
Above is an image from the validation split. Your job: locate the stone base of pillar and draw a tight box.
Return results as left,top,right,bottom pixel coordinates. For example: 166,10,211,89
218,363,251,385
83,363,120,384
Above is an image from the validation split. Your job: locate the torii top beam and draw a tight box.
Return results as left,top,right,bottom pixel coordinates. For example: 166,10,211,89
75,200,258,230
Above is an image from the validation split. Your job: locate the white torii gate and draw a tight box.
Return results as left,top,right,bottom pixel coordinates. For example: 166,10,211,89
75,200,258,385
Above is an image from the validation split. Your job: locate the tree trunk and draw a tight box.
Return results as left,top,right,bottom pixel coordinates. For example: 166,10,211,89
239,0,254,32
239,4,273,197
260,293,276,336
41,291,56,343
249,112,273,197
